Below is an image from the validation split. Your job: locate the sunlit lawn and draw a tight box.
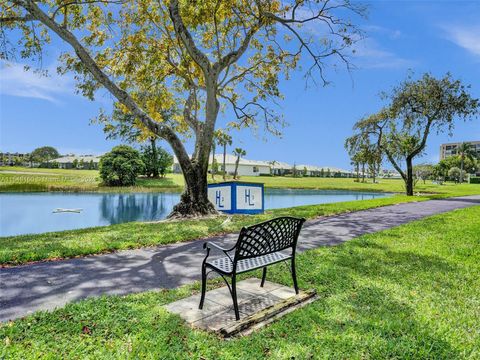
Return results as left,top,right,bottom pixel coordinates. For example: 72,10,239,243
1,206,479,359
1,166,479,196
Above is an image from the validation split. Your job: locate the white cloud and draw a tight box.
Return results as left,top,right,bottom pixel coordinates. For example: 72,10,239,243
0,60,74,103
364,25,402,40
442,24,480,57
352,38,415,69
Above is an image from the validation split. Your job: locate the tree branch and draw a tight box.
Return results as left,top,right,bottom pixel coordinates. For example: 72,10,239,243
168,0,211,75
183,89,201,133
16,0,192,173
0,14,35,23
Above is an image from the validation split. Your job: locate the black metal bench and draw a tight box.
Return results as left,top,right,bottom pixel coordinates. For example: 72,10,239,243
199,216,306,320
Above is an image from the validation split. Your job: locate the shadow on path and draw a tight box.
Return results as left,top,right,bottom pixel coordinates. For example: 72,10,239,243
1,195,479,322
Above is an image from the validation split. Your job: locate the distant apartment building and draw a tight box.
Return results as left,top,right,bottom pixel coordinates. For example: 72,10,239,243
439,141,480,160
0,152,29,166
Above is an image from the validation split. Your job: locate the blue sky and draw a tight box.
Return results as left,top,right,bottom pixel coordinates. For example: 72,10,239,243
1,0,479,169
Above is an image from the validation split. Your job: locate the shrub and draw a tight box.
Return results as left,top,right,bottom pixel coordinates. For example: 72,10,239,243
470,177,480,184
99,145,144,186
448,167,463,183
141,143,173,178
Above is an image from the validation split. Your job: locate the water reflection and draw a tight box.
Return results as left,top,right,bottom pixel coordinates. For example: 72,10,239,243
99,193,172,224
0,189,390,236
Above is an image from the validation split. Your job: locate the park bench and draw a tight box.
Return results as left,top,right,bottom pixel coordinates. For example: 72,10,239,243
199,216,306,320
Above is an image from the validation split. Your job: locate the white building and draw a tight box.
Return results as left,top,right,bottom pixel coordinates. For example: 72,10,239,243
173,155,354,178
439,140,480,160
52,155,102,169
173,154,270,177
296,164,354,177
266,161,293,176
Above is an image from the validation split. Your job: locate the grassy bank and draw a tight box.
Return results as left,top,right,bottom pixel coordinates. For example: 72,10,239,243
0,192,477,266
0,167,182,192
2,166,480,195
2,206,479,359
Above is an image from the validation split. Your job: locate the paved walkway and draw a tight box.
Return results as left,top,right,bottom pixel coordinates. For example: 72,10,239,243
1,195,479,322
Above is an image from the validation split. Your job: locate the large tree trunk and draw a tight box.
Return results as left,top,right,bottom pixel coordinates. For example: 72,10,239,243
405,157,414,196
170,162,216,217
361,163,365,183
168,77,219,218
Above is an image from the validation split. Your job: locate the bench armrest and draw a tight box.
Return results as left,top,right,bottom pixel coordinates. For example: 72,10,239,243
203,241,231,252
202,241,236,263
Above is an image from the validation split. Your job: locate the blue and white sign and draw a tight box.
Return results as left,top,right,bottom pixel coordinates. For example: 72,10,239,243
208,182,264,214
207,185,232,211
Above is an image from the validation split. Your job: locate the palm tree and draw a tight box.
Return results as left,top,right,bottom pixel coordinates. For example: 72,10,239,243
232,148,246,179
268,160,278,176
216,131,232,180
457,142,476,183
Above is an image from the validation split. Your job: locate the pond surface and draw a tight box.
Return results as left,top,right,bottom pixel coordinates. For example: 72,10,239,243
0,189,391,236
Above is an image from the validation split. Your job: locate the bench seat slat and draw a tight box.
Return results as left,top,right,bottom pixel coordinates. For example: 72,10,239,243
206,251,291,274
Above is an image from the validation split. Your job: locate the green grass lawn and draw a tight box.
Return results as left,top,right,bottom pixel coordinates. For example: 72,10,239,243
2,165,479,196
1,206,479,359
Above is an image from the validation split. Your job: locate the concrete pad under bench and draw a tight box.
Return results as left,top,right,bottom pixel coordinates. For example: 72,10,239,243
164,278,317,338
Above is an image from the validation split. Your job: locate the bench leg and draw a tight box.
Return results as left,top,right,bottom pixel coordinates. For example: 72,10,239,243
199,264,207,309
291,257,299,294
261,267,267,287
231,275,240,320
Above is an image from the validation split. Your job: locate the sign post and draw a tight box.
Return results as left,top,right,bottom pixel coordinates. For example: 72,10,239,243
207,181,264,214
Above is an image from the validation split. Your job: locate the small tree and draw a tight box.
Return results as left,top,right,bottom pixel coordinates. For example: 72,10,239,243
232,148,246,180
141,138,159,178
350,73,479,195
30,146,60,163
303,167,308,177
217,131,232,181
157,147,174,177
141,140,173,178
448,167,463,183
99,145,144,186
457,142,477,183
72,159,79,169
413,164,434,184
269,160,278,176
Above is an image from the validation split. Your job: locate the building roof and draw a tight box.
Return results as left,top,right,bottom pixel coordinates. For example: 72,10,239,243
258,160,293,170
296,164,353,174
174,154,270,167
173,154,351,173
52,155,102,163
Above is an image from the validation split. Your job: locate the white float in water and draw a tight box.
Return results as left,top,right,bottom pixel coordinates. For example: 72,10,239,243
52,208,83,213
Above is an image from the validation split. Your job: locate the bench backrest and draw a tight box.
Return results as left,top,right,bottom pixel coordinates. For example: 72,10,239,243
235,217,305,260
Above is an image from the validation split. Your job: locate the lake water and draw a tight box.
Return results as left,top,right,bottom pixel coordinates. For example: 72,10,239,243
0,190,391,236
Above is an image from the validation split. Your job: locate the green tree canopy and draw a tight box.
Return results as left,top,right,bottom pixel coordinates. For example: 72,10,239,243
435,156,477,178
349,73,479,195
30,146,60,163
99,145,144,186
